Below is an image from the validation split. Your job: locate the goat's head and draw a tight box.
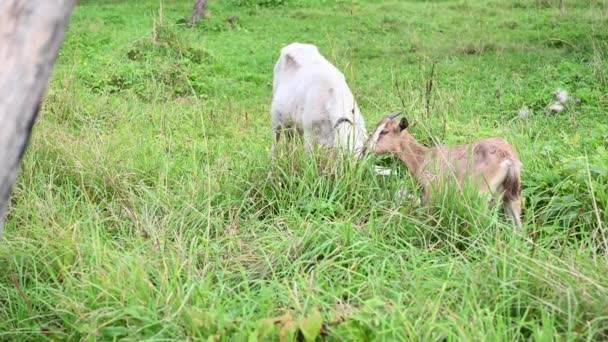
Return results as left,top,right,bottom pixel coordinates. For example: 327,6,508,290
366,112,412,154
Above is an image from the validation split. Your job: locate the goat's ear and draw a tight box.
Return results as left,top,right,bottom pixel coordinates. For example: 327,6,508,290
285,53,297,69
399,117,409,131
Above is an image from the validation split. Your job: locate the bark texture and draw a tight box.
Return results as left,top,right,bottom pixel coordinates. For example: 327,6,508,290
191,0,208,24
0,0,75,237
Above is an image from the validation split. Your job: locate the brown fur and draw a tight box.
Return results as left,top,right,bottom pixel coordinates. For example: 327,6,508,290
368,117,523,227
503,164,521,201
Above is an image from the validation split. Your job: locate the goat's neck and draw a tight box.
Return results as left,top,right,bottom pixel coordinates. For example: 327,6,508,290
396,137,428,176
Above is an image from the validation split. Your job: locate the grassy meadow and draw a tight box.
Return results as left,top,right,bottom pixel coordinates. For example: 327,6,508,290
1,0,608,339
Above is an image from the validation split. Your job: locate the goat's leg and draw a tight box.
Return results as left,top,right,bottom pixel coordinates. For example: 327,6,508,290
271,124,294,159
302,128,316,153
421,187,430,206
270,129,280,159
503,196,522,228
270,105,286,158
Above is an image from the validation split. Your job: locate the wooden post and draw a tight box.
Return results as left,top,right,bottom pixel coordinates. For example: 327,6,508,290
191,0,208,24
0,0,75,238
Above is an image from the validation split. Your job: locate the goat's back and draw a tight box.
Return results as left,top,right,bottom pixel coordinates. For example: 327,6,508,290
272,43,345,96
425,138,520,185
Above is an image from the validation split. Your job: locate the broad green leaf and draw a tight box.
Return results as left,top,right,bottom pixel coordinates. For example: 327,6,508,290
298,311,323,342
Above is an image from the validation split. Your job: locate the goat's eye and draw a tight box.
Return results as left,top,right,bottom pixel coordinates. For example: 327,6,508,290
379,130,388,136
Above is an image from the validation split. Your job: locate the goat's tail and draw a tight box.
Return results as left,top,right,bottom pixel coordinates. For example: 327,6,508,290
503,160,522,201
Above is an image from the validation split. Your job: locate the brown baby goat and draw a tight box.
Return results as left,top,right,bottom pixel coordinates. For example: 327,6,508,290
367,113,522,227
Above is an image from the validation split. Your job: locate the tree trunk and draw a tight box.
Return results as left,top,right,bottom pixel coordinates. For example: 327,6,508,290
191,0,208,24
0,0,75,237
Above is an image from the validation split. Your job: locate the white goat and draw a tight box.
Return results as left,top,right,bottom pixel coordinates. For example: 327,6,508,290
368,113,523,227
270,43,368,157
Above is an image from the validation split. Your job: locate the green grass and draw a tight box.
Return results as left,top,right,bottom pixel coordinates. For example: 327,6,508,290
1,0,608,340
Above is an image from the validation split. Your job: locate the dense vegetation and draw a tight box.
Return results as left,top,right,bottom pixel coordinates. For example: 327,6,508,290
1,0,607,339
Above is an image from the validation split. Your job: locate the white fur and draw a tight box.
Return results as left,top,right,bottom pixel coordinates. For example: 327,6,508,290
554,88,569,104
518,106,531,119
270,43,368,156
548,102,564,114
